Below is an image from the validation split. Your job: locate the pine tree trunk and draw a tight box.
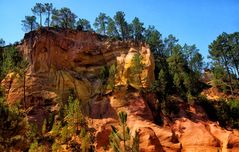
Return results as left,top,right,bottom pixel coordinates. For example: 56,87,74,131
48,12,50,27
225,63,234,95
40,13,42,26
123,123,126,152
232,56,239,78
23,72,26,109
30,23,33,32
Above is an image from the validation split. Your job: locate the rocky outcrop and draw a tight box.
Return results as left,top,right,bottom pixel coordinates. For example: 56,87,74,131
1,28,154,106
138,127,164,152
228,132,239,148
173,118,221,147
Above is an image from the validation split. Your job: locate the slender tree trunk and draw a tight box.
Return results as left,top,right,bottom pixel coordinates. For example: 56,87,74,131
123,123,126,152
103,23,106,35
235,67,239,79
48,12,50,27
23,71,26,109
121,26,124,40
40,13,42,26
232,67,239,86
234,63,239,78
225,63,234,95
221,55,234,95
30,23,33,32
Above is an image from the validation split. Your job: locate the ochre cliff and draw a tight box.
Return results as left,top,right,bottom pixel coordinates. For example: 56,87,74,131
2,28,154,105
1,28,239,152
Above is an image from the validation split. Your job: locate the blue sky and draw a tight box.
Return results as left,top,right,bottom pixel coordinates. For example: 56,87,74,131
0,0,239,59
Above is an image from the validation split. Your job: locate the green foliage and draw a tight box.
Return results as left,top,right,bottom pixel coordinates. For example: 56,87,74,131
1,46,21,74
76,18,92,31
60,126,71,143
212,63,230,93
119,111,127,125
94,13,108,35
182,44,204,75
132,131,140,152
64,96,83,135
109,112,139,152
52,141,61,152
49,95,95,151
144,26,163,56
114,11,128,40
161,98,180,116
51,7,77,29
80,127,92,152
107,64,117,91
107,17,119,38
99,66,109,83
51,120,62,136
163,34,178,57
29,140,39,152
0,38,5,47
26,122,39,141
0,99,27,150
99,64,117,93
44,3,53,27
24,3,53,28
166,44,201,100
209,32,239,95
21,16,38,32
197,96,239,128
42,119,47,135
0,46,28,80
131,17,144,41
129,53,144,88
31,3,45,26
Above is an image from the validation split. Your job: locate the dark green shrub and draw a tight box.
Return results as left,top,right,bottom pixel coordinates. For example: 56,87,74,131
161,98,180,116
0,98,27,150
0,45,28,80
197,95,218,121
197,96,239,128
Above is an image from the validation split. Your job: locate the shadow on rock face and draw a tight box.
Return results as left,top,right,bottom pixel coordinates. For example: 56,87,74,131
88,97,118,119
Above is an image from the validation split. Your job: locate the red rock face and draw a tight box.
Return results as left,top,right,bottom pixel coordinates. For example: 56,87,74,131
138,127,164,152
172,118,221,147
2,28,155,106
228,133,239,148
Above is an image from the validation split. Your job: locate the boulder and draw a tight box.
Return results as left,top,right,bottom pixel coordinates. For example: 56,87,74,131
139,127,164,152
172,118,221,148
228,133,239,148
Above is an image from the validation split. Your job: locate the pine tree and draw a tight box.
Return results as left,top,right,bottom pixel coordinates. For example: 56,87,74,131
94,13,108,35
31,3,45,26
164,34,179,57
0,38,5,47
44,3,53,27
51,7,77,29
64,96,82,135
21,16,38,32
144,26,164,56
41,119,47,135
107,64,117,91
76,18,92,31
114,11,128,40
131,17,144,41
129,53,144,88
109,112,139,152
107,17,119,38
